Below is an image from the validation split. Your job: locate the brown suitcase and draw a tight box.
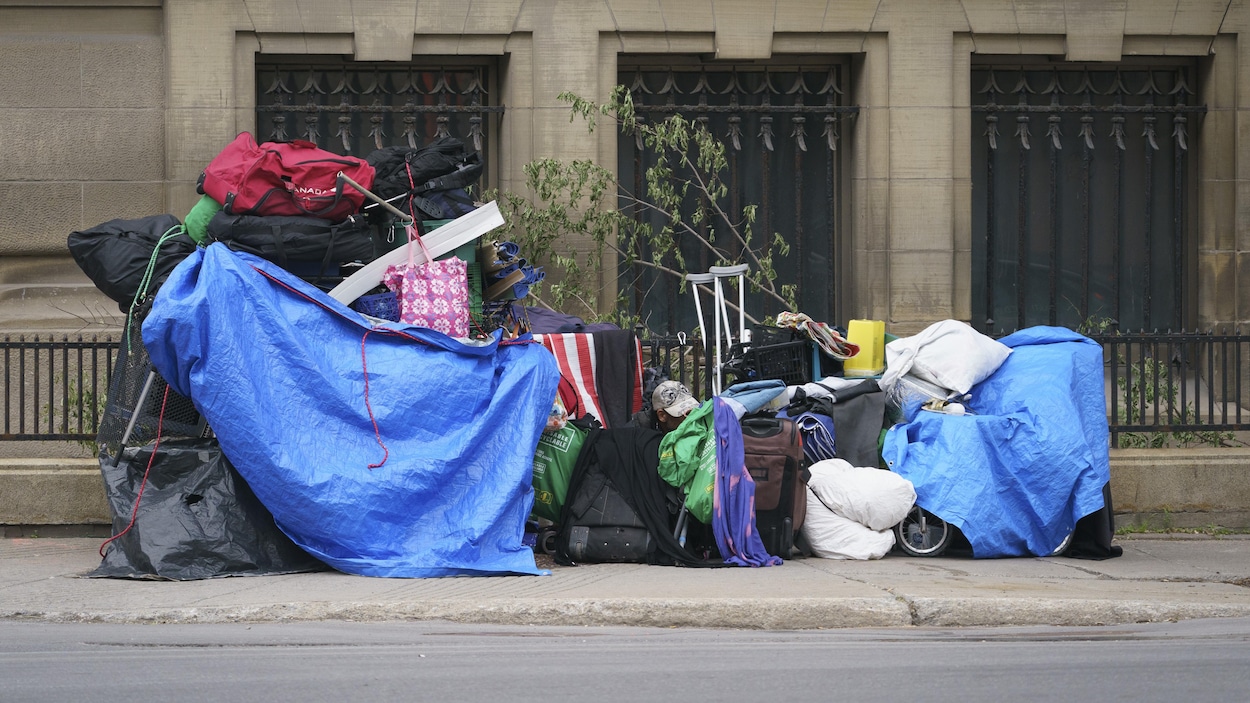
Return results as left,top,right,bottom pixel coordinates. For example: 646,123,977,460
741,414,809,558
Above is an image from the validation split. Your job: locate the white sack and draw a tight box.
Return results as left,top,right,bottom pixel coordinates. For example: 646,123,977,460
880,319,1012,397
801,490,896,560
807,458,917,531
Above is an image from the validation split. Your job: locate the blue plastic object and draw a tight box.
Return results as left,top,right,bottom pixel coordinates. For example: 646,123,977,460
881,326,1110,558
142,244,560,577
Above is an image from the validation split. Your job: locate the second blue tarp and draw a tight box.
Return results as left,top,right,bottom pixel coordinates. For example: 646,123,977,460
882,326,1110,557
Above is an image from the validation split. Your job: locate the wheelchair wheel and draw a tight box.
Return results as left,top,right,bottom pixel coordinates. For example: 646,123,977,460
894,506,953,557
1048,531,1074,557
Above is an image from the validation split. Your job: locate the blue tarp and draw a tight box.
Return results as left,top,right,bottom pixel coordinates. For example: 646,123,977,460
142,244,559,577
881,327,1110,557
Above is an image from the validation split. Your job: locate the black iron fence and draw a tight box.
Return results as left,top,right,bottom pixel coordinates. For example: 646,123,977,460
1,335,118,442
4,331,1247,448
1088,329,1249,448
641,328,1250,450
639,333,709,402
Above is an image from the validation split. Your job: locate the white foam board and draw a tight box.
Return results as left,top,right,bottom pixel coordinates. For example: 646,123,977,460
328,201,506,303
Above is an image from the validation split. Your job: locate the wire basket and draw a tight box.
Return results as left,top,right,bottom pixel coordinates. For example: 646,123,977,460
466,262,483,318
750,325,801,347
351,291,401,322
97,307,208,460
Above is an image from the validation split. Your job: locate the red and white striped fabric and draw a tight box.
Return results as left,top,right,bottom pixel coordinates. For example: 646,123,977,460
534,333,644,428
535,333,605,425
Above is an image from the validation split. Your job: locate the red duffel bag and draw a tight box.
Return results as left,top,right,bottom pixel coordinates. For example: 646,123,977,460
199,133,375,222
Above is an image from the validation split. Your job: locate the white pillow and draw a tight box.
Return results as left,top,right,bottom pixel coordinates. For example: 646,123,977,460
807,458,917,531
881,319,1012,396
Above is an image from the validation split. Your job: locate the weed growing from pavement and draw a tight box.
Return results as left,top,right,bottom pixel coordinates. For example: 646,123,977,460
1115,523,1249,536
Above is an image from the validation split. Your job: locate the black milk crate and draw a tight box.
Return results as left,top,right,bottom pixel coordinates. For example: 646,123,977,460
750,325,802,347
742,340,814,386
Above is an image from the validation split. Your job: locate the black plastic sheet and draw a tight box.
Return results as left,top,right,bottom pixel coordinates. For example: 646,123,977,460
90,438,325,580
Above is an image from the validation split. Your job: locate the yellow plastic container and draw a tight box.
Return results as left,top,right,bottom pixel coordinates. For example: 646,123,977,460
843,319,885,377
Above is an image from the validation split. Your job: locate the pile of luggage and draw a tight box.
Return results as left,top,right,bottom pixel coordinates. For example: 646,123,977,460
68,132,534,334
524,316,1124,566
528,351,920,567
63,131,1122,580
69,132,549,581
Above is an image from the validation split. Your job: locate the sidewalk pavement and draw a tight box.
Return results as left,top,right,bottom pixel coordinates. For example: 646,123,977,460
2,535,1249,630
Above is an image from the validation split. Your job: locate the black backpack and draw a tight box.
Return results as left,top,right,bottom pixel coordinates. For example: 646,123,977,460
555,427,723,568
365,137,482,221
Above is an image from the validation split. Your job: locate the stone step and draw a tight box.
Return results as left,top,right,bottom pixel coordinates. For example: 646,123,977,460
0,457,109,525
2,450,1249,531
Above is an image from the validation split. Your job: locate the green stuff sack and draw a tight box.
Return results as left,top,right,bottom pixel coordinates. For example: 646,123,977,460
184,194,223,246
657,400,716,523
531,422,589,523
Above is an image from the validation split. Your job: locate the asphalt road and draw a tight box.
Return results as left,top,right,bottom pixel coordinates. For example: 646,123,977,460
3,618,1248,702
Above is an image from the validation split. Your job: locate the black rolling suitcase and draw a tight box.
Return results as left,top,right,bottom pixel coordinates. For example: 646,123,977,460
741,414,809,558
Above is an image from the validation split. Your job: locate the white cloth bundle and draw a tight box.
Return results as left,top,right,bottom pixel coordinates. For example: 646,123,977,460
801,458,918,560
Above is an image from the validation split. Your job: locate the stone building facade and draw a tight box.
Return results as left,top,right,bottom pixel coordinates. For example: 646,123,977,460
1,0,1246,337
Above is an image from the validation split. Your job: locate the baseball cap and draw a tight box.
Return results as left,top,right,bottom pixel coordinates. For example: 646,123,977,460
652,380,699,417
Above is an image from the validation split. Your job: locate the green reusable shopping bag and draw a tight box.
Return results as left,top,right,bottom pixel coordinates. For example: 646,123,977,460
530,421,589,523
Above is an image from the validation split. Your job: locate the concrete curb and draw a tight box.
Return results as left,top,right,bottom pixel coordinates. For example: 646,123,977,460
4,538,1250,631
905,598,1250,628
7,597,1250,630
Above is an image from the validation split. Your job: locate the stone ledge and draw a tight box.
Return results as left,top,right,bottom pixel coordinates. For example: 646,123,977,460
1109,448,1250,527
0,458,108,525
3,451,1250,528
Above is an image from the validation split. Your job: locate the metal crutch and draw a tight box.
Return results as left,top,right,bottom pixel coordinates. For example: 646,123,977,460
709,264,749,394
673,503,689,548
111,368,158,467
710,264,749,345
685,272,716,395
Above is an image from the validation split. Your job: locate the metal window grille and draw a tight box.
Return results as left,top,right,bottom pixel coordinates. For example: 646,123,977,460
255,57,502,185
972,64,1206,332
619,61,857,334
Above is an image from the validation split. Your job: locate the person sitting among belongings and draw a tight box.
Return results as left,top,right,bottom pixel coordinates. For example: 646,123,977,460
631,380,701,433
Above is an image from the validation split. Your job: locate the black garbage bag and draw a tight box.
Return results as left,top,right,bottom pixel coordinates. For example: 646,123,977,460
67,214,197,312
90,438,326,580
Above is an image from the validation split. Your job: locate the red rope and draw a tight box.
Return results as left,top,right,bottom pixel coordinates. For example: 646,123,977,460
360,328,389,469
405,161,418,223
98,385,171,558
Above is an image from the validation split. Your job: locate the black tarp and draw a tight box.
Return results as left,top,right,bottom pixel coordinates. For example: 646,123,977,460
90,438,325,580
